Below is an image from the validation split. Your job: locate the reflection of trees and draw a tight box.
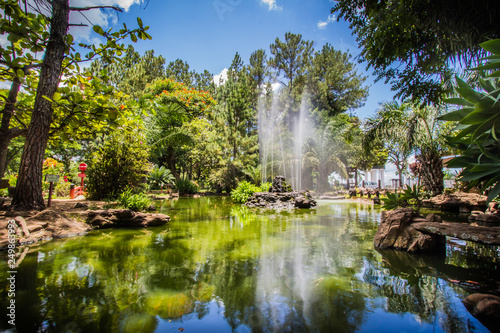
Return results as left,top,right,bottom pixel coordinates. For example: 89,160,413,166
364,248,495,332
1,198,493,333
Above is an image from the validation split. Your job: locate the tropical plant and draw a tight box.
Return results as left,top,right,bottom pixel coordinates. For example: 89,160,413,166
148,165,175,191
243,165,262,186
117,189,153,212
231,181,260,203
440,39,500,202
382,185,424,211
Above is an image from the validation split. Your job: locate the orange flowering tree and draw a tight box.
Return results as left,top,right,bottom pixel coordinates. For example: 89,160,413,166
146,78,215,117
144,79,216,179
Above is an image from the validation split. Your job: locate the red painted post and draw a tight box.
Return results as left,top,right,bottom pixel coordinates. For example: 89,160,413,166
48,182,54,207
78,163,87,192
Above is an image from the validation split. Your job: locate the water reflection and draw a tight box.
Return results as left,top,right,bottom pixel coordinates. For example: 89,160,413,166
0,197,496,332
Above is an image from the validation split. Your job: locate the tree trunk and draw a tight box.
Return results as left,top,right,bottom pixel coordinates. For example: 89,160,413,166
166,148,179,180
0,77,27,179
417,148,444,196
12,0,69,210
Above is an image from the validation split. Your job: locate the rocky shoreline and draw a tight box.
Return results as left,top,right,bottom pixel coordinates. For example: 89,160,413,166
0,199,170,251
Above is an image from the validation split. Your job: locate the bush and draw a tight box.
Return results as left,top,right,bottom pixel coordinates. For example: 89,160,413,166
231,181,260,203
148,165,175,190
260,182,272,192
117,189,153,212
55,181,71,197
175,178,198,195
86,132,149,200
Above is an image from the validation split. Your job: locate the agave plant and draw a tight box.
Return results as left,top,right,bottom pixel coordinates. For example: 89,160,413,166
148,165,176,191
440,39,500,202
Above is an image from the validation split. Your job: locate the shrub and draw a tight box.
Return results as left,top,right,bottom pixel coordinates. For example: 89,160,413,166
86,132,149,200
117,189,153,212
175,178,198,195
231,181,260,203
55,181,71,197
260,182,272,192
148,165,175,190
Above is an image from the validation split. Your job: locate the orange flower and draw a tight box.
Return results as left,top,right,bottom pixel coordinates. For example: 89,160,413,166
119,104,125,110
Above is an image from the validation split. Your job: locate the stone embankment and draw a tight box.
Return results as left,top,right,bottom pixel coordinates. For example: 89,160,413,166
0,200,169,250
245,191,317,209
374,207,500,252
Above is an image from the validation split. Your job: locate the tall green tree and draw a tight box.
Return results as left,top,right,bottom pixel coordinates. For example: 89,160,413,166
269,32,313,98
310,44,369,118
10,0,151,210
331,0,500,103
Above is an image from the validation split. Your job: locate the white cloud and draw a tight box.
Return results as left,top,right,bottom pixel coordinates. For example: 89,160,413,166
317,14,336,30
260,0,282,11
213,68,228,86
68,0,144,42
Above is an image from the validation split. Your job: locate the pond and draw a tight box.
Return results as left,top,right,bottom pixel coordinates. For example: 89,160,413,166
1,197,499,332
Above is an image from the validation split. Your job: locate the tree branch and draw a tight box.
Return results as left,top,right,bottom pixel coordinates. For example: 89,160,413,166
69,23,88,27
69,6,124,13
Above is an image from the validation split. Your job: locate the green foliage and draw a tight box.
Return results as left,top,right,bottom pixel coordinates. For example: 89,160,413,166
260,182,272,192
175,178,199,195
231,181,260,203
117,189,153,212
332,0,500,103
382,185,424,211
381,191,407,211
86,132,149,200
441,39,500,202
148,165,175,190
55,181,71,198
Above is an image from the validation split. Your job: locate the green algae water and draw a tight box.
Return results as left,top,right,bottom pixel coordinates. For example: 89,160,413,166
1,197,499,332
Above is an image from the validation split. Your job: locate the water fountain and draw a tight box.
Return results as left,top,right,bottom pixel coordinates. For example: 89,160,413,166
258,93,316,191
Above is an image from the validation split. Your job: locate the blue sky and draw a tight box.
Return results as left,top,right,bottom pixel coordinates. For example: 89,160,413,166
69,0,396,118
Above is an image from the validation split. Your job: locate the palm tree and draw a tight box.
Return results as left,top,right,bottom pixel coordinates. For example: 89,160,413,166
145,103,194,180
365,101,449,196
303,123,348,193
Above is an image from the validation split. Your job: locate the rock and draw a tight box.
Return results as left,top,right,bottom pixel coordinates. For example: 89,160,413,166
373,197,381,204
425,213,442,223
86,209,170,229
74,202,89,210
270,176,291,193
426,192,488,212
411,217,428,223
463,293,500,332
294,195,317,209
412,222,500,245
474,213,500,227
374,208,444,253
147,204,156,211
459,206,470,214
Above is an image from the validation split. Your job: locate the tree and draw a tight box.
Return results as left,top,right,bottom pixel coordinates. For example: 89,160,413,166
365,101,414,187
310,44,369,118
364,101,449,195
212,54,259,175
11,0,151,210
331,0,500,103
145,79,216,179
269,32,313,98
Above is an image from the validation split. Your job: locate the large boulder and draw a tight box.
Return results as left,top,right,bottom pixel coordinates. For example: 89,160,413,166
422,192,487,212
270,176,291,193
374,208,444,253
294,195,317,209
463,293,500,332
87,209,170,229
